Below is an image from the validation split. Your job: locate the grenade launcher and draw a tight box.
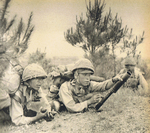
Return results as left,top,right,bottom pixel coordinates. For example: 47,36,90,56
95,71,132,111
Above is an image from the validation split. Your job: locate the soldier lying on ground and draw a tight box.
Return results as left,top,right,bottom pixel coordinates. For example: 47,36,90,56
118,56,149,94
9,63,57,125
59,58,123,113
47,66,106,112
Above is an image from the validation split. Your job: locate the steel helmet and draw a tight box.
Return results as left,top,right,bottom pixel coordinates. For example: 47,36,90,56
124,57,136,66
22,63,47,82
48,71,61,78
72,58,94,74
57,65,67,72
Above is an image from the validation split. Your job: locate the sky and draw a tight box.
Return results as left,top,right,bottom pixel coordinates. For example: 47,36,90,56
7,0,150,59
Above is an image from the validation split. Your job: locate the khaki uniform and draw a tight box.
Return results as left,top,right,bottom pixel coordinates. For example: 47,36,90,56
119,67,149,91
9,85,50,125
59,79,113,113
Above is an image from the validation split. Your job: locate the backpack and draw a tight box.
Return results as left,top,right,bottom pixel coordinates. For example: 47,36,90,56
0,60,23,109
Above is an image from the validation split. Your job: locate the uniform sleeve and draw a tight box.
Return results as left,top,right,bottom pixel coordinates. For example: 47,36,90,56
118,69,126,75
39,88,49,105
9,91,34,125
137,72,149,91
90,79,114,92
59,82,88,113
36,88,51,112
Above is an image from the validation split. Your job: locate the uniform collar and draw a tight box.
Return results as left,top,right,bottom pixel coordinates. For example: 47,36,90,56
23,86,40,102
70,79,89,92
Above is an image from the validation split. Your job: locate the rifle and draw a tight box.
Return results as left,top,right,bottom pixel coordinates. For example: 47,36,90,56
95,71,132,111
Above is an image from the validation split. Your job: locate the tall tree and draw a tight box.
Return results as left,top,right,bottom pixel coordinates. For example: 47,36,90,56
0,0,34,76
64,0,128,75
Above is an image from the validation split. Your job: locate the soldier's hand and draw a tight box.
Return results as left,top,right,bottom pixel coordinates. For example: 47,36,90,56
45,108,57,121
51,109,57,115
87,94,102,105
50,86,59,94
112,74,123,83
36,110,47,120
46,112,54,119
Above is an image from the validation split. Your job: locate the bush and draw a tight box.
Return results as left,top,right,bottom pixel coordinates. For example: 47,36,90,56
28,49,54,89
92,56,123,79
137,58,150,80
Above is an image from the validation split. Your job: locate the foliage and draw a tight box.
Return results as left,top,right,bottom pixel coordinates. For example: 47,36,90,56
28,49,54,89
64,0,145,76
94,56,123,79
121,30,144,64
28,49,53,74
64,0,129,75
64,0,128,54
137,58,150,80
84,46,109,69
0,0,34,76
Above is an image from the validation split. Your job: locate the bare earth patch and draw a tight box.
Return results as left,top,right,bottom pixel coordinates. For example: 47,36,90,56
0,88,150,133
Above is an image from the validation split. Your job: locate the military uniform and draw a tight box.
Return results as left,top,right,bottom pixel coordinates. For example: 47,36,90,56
119,57,149,92
9,63,51,125
9,85,50,125
59,79,113,113
119,67,148,91
58,58,119,113
47,71,61,100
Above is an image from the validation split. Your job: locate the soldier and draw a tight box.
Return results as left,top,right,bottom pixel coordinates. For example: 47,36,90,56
119,56,149,93
47,71,66,111
9,63,56,125
59,58,122,113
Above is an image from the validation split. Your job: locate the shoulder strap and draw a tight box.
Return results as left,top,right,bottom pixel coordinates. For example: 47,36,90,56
67,81,78,96
10,94,22,104
9,85,25,104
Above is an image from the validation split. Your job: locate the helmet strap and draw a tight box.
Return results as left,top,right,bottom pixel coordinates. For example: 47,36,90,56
74,70,80,83
74,70,84,86
24,81,38,93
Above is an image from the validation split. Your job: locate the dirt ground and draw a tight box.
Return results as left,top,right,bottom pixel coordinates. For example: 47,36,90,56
0,87,150,133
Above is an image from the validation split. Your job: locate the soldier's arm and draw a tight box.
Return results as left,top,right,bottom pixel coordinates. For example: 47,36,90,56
79,92,97,102
138,72,149,92
9,91,46,125
59,82,88,113
90,75,105,82
91,75,122,92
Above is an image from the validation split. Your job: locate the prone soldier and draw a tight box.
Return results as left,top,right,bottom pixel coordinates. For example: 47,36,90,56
47,66,106,112
9,63,56,125
59,58,123,113
118,56,149,94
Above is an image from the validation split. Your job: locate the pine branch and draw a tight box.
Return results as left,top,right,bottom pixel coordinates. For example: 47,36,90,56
17,18,23,45
22,12,33,41
1,0,11,21
5,15,16,32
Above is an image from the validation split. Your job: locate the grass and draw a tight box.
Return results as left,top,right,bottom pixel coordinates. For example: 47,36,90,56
0,79,150,133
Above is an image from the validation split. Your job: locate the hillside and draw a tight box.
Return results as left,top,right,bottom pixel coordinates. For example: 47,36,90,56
1,87,150,133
